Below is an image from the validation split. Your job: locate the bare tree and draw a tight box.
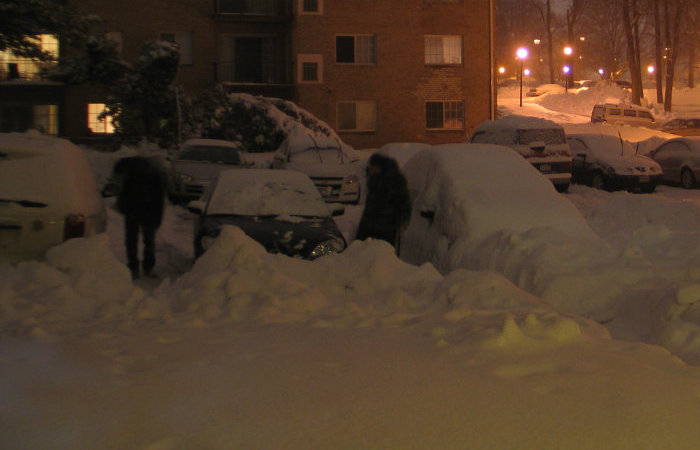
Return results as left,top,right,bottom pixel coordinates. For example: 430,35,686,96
662,0,684,111
623,0,644,104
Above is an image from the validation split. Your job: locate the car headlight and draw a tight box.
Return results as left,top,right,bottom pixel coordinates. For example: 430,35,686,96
311,237,346,258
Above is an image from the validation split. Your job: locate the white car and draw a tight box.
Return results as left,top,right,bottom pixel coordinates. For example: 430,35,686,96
272,132,362,204
168,138,254,203
566,133,663,192
0,132,107,263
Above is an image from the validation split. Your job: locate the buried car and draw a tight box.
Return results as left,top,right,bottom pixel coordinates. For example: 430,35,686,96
566,133,662,192
168,138,254,203
188,169,346,259
649,137,700,189
0,132,107,263
272,132,362,204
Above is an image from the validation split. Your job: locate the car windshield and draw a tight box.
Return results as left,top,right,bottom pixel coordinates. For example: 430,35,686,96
207,175,330,218
178,145,242,164
518,128,565,145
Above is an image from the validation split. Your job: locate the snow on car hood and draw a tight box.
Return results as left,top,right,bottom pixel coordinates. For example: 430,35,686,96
284,160,362,178
171,160,243,181
569,134,662,174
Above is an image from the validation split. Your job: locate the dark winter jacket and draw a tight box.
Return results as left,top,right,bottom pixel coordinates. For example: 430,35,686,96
356,154,412,245
112,156,167,228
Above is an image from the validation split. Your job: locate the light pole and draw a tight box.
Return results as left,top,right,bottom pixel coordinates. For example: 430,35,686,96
563,45,573,91
517,47,529,107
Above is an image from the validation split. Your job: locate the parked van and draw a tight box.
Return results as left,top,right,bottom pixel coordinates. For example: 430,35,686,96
470,115,572,192
591,103,654,127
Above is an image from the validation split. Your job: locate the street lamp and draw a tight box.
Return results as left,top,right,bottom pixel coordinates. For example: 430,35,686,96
563,46,573,91
563,65,571,93
598,68,605,79
516,47,529,107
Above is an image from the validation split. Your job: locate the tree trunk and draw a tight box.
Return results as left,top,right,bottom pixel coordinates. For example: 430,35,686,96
546,0,554,84
664,0,683,112
632,0,644,99
623,0,642,105
689,45,696,88
654,0,664,103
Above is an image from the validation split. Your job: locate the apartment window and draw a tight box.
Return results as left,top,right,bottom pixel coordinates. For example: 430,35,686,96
297,54,322,83
218,35,277,83
425,101,464,130
0,34,58,80
87,103,115,134
337,101,377,132
105,32,123,57
425,35,462,65
160,31,193,65
336,35,376,64
299,0,322,14
216,0,280,14
33,105,58,135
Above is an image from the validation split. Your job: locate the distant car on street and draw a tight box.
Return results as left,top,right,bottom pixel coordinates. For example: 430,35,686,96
272,133,362,204
188,169,347,259
649,137,700,189
591,103,654,127
566,133,662,192
168,138,254,203
659,118,700,136
0,132,107,263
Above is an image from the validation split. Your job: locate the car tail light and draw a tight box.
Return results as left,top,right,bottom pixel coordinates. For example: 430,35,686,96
345,174,359,185
64,214,85,240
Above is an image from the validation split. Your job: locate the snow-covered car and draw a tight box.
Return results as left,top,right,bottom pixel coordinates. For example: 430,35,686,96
168,138,254,203
0,132,107,263
188,169,347,259
659,118,700,136
470,115,572,192
649,137,700,189
398,143,600,274
272,132,362,204
566,133,663,192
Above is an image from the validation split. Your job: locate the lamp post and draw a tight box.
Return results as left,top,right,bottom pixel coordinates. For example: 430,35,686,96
563,45,573,91
516,47,529,107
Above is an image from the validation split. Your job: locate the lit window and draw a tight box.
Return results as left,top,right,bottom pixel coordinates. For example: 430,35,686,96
337,101,377,132
0,34,58,80
160,31,193,65
87,104,115,134
425,101,464,130
297,54,322,83
336,35,376,64
425,35,462,65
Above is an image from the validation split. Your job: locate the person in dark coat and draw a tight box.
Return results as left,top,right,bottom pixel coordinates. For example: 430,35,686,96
356,153,412,251
109,156,167,279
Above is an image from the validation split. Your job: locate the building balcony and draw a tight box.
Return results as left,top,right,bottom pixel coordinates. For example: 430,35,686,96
214,0,291,22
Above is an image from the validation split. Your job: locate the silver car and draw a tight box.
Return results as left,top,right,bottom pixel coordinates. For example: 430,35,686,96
168,138,254,203
649,137,700,189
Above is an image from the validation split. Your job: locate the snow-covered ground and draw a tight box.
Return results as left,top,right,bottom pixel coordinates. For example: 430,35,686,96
4,84,700,448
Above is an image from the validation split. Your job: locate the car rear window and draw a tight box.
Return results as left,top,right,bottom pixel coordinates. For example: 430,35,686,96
517,128,565,145
638,111,653,120
179,146,242,164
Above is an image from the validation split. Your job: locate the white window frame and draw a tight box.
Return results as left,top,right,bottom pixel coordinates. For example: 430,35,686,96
337,101,377,132
297,54,323,83
425,100,465,130
87,103,115,134
159,31,193,65
335,35,376,65
298,0,323,14
424,35,462,65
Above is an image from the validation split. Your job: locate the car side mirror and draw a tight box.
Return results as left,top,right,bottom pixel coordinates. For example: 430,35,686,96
187,200,205,215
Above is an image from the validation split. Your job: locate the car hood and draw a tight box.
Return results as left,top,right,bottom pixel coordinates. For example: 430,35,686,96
202,215,346,259
284,161,361,178
592,153,662,174
171,161,245,181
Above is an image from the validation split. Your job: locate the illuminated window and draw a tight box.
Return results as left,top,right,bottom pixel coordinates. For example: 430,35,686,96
425,35,462,65
160,31,193,65
425,101,464,130
337,101,377,132
33,105,58,135
0,34,58,80
297,54,322,83
336,35,376,64
87,104,115,134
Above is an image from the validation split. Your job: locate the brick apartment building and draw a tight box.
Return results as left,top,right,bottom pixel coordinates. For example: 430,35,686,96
0,0,495,150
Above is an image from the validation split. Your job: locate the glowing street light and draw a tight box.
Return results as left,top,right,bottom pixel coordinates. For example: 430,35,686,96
516,47,529,107
524,68,531,77
647,65,655,74
598,68,605,78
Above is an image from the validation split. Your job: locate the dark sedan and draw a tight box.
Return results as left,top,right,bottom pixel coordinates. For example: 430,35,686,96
188,169,347,259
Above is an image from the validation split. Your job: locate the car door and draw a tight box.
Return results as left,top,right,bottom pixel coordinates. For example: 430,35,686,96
653,141,685,182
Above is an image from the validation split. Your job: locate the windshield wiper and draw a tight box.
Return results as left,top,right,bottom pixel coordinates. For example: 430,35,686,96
0,198,48,208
